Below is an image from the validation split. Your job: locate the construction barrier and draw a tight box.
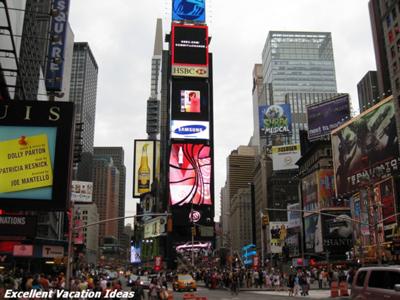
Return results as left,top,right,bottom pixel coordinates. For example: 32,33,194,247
167,290,173,300
339,281,349,296
330,281,339,298
195,297,208,300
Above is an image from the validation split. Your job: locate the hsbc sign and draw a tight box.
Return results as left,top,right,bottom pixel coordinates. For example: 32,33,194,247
172,65,208,78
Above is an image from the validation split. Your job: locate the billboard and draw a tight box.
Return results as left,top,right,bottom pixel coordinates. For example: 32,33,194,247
0,215,37,237
144,216,167,239
259,104,292,137
318,169,335,209
271,144,300,171
331,97,399,196
42,245,64,258
307,95,350,141
302,172,318,213
287,203,301,228
172,0,206,22
133,140,156,198
170,120,209,140
172,24,208,67
0,100,74,211
169,143,211,206
375,178,397,241
171,80,209,121
45,0,70,91
71,181,93,203
13,245,33,257
321,210,353,255
269,222,288,253
130,245,141,264
304,214,323,253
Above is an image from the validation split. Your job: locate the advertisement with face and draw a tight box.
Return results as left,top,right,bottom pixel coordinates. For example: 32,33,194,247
172,0,206,22
375,178,397,241
259,104,292,137
269,222,288,253
169,143,211,206
133,140,155,198
130,246,141,264
321,211,353,255
331,97,399,196
302,172,318,213
318,169,336,209
0,100,74,211
172,24,208,67
304,214,323,253
307,94,350,141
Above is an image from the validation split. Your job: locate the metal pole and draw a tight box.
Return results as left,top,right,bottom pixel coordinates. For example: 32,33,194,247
66,205,74,290
260,211,264,268
191,226,195,268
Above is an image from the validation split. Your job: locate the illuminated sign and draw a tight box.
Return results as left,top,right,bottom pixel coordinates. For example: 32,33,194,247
71,181,93,203
46,0,71,91
0,100,74,211
170,120,209,140
144,216,167,238
172,24,208,67
133,140,156,198
42,245,64,258
0,215,37,237
259,104,292,136
130,246,141,264
271,144,300,170
169,143,211,206
172,0,206,22
172,65,208,78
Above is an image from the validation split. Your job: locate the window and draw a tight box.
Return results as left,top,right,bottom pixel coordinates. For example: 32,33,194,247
355,271,367,287
368,271,391,289
387,271,400,289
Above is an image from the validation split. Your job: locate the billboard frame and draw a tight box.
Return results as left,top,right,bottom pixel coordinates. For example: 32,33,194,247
133,140,156,198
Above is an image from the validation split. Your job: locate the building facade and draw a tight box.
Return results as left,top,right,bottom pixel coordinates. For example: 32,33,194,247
230,188,253,252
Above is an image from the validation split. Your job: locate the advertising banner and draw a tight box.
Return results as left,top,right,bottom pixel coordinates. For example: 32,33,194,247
0,100,74,211
271,144,300,170
171,205,213,227
375,178,397,241
172,24,208,67
171,80,209,122
172,0,206,22
302,172,318,213
318,169,336,209
307,95,350,141
321,211,353,255
287,203,301,228
351,193,362,242
140,192,156,222
169,143,211,206
154,256,163,271
170,120,209,140
0,215,37,237
172,65,208,78
45,0,70,91
13,245,33,257
259,104,292,137
71,181,93,203
133,140,156,198
144,216,167,239
331,97,399,196
304,214,323,253
130,246,141,264
269,222,288,253
42,245,64,258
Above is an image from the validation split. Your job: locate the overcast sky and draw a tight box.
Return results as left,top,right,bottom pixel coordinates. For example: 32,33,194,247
69,0,376,222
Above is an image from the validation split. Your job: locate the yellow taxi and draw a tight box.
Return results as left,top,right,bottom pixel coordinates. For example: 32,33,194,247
173,274,197,292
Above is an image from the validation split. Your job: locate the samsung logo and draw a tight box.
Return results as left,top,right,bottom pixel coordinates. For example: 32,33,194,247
174,125,206,135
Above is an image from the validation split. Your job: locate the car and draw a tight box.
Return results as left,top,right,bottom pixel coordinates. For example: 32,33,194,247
351,266,400,300
173,274,197,292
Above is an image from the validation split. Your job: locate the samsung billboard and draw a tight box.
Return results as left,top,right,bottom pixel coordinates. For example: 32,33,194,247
170,120,209,140
307,94,350,141
172,0,206,23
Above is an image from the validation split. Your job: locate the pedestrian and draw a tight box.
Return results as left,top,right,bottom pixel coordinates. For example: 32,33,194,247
288,274,295,297
149,278,160,300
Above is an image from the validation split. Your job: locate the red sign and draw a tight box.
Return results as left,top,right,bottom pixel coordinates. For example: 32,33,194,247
154,256,162,271
252,256,259,270
13,245,33,257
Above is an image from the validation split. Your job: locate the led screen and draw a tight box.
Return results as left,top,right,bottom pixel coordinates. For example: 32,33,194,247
130,246,141,263
172,0,206,22
172,24,208,67
169,143,211,206
171,80,209,121
133,140,156,198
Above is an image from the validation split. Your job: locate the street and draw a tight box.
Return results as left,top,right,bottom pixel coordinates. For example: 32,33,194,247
171,287,350,300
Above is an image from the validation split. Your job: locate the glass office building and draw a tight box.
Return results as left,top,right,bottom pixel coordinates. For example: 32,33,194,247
262,31,338,105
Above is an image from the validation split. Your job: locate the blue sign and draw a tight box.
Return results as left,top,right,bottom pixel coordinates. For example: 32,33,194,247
259,104,292,137
172,0,206,22
243,250,257,258
242,244,255,251
174,124,206,135
46,0,70,91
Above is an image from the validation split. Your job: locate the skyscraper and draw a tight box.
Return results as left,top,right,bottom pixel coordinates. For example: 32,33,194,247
146,19,163,139
261,31,337,105
69,42,98,180
357,70,379,112
93,147,126,242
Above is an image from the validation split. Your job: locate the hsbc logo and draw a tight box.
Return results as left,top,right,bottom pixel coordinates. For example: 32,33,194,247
172,65,208,78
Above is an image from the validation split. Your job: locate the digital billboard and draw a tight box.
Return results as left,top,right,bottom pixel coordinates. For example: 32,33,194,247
317,169,335,209
304,214,323,253
259,104,292,137
321,211,352,255
331,97,399,196
171,80,209,121
172,24,208,67
45,0,70,91
169,143,211,206
71,181,93,203
170,120,209,140
271,144,300,170
133,140,156,198
302,172,318,213
130,245,141,264
0,100,74,211
172,0,206,22
374,178,397,241
307,94,350,141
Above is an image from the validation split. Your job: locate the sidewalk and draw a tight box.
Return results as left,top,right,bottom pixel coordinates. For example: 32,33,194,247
250,290,350,299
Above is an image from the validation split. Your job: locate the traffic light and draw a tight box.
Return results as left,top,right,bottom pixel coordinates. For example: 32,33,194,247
262,214,269,227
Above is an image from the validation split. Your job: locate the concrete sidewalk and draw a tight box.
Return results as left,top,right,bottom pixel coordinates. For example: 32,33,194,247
249,289,350,299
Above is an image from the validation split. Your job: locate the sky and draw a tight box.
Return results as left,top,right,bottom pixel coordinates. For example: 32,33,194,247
69,0,376,222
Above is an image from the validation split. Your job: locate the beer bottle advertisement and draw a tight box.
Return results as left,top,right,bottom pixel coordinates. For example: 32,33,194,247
134,140,154,197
